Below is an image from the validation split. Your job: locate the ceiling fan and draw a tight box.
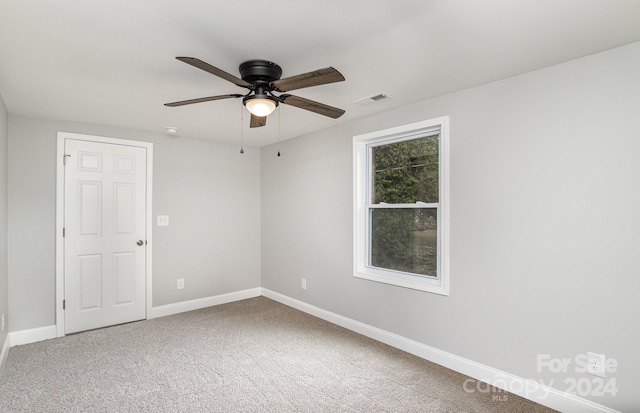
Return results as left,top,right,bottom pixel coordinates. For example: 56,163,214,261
165,57,346,128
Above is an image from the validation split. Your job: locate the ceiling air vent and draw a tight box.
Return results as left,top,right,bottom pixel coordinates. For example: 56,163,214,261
354,93,390,106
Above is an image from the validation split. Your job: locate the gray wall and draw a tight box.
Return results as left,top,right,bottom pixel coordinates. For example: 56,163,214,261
0,95,8,350
261,42,640,411
7,117,261,330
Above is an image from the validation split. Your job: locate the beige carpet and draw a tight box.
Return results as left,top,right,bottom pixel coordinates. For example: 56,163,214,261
0,297,557,412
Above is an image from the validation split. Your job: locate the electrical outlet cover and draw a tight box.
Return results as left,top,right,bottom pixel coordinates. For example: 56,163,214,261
587,352,606,377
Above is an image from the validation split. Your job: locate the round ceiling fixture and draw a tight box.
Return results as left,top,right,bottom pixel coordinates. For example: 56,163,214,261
243,95,278,117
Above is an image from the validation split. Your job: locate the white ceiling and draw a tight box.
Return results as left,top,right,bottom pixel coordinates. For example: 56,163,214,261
1,0,640,147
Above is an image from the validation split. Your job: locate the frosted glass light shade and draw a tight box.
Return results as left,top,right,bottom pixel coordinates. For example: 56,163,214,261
245,98,277,117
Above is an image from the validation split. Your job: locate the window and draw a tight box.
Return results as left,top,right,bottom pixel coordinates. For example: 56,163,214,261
353,117,449,295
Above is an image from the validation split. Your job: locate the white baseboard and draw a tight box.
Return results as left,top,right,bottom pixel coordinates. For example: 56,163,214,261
261,288,619,413
6,288,262,348
151,287,262,319
9,325,57,347
0,334,10,374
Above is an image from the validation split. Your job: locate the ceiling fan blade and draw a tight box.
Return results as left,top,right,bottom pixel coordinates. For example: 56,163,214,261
280,94,345,119
176,57,251,88
250,114,267,128
272,67,345,92
164,94,243,107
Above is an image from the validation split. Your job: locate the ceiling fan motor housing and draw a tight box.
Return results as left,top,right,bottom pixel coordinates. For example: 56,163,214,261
239,60,283,85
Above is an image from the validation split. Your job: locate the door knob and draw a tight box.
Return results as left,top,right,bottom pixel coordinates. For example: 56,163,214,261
137,240,144,246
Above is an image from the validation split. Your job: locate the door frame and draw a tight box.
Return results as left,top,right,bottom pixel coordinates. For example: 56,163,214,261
55,131,153,337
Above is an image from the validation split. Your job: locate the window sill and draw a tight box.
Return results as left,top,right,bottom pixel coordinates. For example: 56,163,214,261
354,268,449,296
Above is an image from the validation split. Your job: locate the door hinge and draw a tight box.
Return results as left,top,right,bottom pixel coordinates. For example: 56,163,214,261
63,154,71,165
63,227,65,237
63,300,66,310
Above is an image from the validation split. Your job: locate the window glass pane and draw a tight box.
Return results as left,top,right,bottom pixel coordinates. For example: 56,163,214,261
370,208,437,277
371,134,439,204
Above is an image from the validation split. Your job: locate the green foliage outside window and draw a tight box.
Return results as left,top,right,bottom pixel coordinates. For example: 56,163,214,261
370,134,439,277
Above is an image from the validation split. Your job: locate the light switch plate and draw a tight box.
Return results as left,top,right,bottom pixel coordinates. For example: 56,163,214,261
157,215,169,226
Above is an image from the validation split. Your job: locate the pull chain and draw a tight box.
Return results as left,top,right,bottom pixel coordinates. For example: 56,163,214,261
277,106,281,157
239,105,245,154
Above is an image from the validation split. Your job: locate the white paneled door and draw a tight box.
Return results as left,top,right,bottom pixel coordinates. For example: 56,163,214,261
64,139,147,334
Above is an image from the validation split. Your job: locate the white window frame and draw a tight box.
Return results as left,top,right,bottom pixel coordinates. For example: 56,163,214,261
353,117,450,295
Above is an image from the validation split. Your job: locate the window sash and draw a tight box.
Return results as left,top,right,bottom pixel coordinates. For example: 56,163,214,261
366,130,440,206
366,205,440,279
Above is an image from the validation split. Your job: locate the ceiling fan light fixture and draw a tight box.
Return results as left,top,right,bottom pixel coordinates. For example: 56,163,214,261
244,96,278,117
